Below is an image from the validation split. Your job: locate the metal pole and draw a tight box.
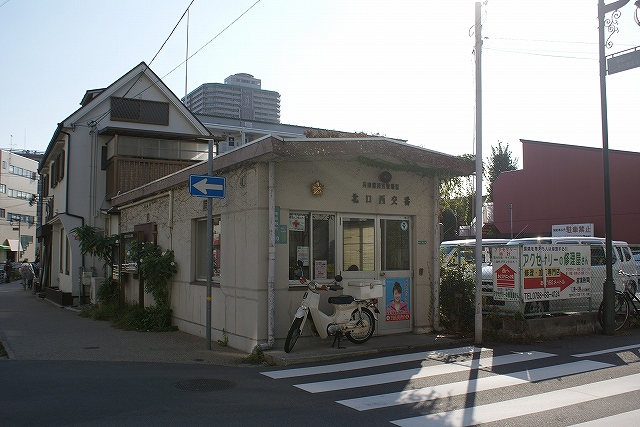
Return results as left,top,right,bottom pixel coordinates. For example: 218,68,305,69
206,140,213,349
474,1,483,344
598,0,630,335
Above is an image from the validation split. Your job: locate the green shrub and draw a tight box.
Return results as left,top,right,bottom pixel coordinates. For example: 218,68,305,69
440,262,476,333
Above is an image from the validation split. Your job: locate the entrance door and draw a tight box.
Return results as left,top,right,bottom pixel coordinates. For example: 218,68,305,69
337,215,412,334
378,217,412,333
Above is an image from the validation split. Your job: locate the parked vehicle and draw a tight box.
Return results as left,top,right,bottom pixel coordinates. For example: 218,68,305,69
633,252,640,274
440,238,510,307
284,261,381,353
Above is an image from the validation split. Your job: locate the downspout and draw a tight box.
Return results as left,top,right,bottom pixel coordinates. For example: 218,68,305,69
168,189,174,251
432,176,442,331
60,129,86,301
255,161,276,351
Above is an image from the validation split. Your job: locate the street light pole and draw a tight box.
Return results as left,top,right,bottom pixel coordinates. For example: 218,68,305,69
598,0,636,334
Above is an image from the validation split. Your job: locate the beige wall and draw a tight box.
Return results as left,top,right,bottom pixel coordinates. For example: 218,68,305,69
119,158,439,353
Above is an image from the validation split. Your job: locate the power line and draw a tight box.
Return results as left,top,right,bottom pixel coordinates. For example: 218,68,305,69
86,0,261,128
484,46,597,60
161,0,262,80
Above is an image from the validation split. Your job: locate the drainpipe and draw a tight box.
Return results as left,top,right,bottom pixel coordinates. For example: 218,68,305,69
255,161,276,352
60,130,86,302
168,189,174,251
432,177,442,331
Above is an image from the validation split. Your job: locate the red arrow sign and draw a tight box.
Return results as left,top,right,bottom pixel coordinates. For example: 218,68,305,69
495,264,516,288
545,272,575,292
523,276,544,289
524,272,575,291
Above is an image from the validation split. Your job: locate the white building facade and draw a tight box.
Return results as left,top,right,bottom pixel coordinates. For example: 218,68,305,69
0,150,39,262
112,136,473,352
37,62,212,304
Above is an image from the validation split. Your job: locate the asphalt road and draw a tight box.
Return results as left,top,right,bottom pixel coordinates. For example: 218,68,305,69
3,279,640,426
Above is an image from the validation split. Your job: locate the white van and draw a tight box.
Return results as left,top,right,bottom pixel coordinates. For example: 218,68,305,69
501,237,637,315
440,238,510,267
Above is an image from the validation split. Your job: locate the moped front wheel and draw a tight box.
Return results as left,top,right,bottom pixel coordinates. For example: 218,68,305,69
346,308,375,344
284,317,303,353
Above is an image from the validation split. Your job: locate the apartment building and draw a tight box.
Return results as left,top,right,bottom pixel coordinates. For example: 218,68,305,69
182,73,281,124
0,150,40,262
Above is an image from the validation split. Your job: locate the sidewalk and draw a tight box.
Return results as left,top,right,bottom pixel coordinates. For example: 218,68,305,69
0,279,470,366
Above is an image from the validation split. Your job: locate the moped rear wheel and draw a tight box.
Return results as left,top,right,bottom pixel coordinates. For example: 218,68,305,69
346,308,375,344
284,317,303,353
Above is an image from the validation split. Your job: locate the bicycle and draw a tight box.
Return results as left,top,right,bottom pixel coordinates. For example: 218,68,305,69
598,271,640,331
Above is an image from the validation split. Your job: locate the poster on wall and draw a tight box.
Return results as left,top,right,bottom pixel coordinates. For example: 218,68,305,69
315,260,327,279
297,246,309,267
385,278,410,321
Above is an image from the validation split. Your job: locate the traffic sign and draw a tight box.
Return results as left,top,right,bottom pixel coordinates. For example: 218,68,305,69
189,174,226,198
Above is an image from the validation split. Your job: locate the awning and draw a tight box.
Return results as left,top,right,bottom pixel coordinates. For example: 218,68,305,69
7,239,23,252
0,245,10,250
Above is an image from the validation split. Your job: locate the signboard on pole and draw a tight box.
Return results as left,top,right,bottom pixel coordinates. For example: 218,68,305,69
607,48,640,75
189,175,226,198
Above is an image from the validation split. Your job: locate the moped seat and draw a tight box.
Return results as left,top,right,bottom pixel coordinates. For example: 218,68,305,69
328,295,354,305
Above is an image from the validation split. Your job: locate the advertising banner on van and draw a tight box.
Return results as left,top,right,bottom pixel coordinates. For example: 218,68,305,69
492,246,520,301
520,244,591,301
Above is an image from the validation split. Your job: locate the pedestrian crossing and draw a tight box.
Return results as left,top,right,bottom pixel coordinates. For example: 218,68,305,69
261,344,640,426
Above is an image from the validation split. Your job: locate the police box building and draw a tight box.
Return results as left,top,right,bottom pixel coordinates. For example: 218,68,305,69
111,135,473,353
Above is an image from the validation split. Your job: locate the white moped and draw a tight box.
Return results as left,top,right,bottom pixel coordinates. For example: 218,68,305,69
284,263,379,353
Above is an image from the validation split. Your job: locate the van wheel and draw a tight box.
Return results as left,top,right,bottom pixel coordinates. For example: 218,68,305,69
524,301,549,317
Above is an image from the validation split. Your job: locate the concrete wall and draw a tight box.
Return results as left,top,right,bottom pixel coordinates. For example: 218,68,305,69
119,156,440,353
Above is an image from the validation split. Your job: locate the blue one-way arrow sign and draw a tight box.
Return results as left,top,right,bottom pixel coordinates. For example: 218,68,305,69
189,174,226,198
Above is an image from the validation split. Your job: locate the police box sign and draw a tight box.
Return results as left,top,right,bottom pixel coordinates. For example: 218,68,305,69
552,223,594,238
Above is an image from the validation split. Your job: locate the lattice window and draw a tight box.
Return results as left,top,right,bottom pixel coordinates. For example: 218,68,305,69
111,97,169,125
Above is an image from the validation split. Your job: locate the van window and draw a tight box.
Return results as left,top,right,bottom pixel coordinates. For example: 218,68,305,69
591,245,619,265
622,246,632,261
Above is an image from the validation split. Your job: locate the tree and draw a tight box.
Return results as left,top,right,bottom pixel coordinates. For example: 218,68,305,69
439,154,475,240
485,141,518,202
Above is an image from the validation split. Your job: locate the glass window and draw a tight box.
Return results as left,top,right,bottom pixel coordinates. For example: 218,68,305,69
289,213,335,280
195,217,221,281
381,219,410,271
342,217,375,272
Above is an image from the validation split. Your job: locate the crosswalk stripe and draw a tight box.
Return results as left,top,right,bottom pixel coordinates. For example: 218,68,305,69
295,351,555,393
566,408,640,426
572,343,640,358
338,360,612,411
261,345,480,379
391,372,640,427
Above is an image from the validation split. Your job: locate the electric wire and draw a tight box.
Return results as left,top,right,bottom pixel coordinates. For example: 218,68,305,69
85,0,261,129
90,0,196,126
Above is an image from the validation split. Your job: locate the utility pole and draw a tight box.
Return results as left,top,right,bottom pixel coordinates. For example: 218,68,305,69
474,1,484,344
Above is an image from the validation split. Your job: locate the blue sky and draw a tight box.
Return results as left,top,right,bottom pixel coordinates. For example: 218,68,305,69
1,0,638,166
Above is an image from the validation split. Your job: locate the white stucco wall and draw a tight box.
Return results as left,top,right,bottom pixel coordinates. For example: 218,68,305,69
118,155,440,353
